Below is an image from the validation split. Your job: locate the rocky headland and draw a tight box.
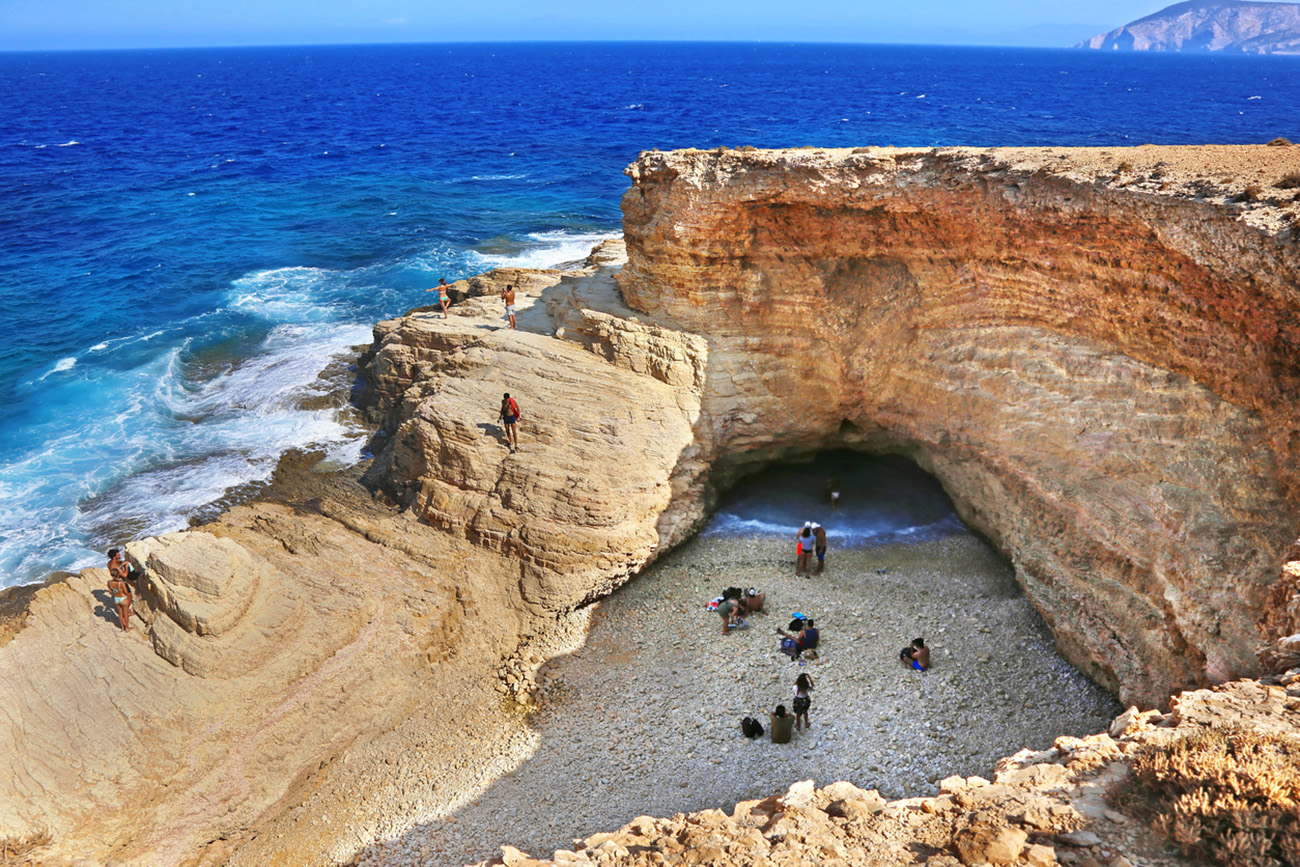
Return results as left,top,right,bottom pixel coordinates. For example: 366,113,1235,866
1077,0,1300,53
1,144,1299,866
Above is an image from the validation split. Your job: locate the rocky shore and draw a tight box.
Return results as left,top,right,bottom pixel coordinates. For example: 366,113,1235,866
2,145,1299,867
356,531,1120,867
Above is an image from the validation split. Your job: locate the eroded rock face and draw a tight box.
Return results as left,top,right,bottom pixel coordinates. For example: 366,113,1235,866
616,146,1300,707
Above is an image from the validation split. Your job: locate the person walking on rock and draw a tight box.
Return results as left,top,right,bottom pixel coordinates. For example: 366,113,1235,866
501,284,517,330
795,522,814,577
792,672,814,730
499,393,521,451
769,704,794,744
426,277,450,318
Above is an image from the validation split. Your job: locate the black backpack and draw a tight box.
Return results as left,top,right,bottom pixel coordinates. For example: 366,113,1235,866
741,716,764,738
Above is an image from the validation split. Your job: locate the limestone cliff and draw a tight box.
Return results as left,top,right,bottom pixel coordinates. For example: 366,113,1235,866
617,144,1300,709
1077,0,1300,53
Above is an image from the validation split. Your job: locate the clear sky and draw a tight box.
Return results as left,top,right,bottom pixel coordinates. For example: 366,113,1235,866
0,1,1196,52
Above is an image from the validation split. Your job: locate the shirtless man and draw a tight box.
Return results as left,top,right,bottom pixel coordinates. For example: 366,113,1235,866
499,392,521,451
501,284,517,330
812,522,827,574
426,277,450,318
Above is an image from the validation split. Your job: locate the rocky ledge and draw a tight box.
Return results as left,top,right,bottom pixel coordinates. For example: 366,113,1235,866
466,679,1300,867
1,146,1299,866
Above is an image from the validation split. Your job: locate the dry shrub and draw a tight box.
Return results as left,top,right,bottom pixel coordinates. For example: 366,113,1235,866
1234,185,1263,203
0,831,52,867
1114,727,1300,867
1266,137,1293,146
1275,172,1300,190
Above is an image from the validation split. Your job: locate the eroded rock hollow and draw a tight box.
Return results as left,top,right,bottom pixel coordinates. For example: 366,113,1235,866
614,145,1300,707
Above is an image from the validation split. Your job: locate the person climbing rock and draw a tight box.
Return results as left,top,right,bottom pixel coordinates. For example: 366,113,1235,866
499,392,521,451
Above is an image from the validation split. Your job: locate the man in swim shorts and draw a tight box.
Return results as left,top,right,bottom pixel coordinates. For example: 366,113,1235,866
502,284,516,330
499,392,520,451
812,522,827,574
426,277,450,318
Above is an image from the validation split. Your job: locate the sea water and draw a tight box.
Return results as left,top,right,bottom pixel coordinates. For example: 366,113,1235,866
1,43,1297,587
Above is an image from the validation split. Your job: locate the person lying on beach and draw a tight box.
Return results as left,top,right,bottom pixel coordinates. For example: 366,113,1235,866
108,572,132,632
769,704,794,744
900,637,930,671
426,277,450,318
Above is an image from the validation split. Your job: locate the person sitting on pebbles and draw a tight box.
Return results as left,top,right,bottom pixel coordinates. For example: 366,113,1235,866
739,587,765,615
769,703,794,744
777,618,818,657
900,637,931,671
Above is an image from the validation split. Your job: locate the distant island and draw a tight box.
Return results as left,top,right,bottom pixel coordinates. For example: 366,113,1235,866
1076,0,1300,52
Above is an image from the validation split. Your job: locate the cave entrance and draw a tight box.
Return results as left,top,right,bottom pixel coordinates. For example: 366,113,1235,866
701,449,965,551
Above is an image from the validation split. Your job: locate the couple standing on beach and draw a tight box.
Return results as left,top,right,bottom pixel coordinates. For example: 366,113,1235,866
795,521,827,576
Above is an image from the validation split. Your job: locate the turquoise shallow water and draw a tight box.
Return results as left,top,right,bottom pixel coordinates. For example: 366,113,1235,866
1,42,1297,586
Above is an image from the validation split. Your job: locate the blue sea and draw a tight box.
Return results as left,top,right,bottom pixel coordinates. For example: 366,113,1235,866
1,42,1297,588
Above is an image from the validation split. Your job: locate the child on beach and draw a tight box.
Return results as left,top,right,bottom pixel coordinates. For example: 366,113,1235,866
792,672,814,730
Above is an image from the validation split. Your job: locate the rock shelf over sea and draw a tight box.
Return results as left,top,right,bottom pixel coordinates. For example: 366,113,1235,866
1,145,1299,866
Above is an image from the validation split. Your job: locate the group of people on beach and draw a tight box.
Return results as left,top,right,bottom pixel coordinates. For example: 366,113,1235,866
721,512,933,745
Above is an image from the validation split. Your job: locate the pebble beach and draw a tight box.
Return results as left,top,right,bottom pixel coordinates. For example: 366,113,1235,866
359,527,1122,867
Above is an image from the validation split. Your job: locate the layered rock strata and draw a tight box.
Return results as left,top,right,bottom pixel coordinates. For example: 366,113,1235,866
616,145,1300,708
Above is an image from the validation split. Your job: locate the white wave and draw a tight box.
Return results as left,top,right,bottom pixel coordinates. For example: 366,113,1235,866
34,356,77,382
467,231,619,272
56,140,80,147
467,174,529,181
1247,95,1261,100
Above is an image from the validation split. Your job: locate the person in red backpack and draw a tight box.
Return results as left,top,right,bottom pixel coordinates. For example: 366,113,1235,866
499,393,521,451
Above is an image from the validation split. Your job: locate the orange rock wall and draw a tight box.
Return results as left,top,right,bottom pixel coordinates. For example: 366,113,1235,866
619,146,1300,708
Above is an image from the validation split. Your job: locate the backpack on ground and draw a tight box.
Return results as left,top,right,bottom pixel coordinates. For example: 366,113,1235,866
741,716,764,738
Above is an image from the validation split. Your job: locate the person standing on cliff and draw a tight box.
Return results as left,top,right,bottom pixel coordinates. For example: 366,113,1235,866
812,522,827,574
499,392,520,451
501,284,517,330
795,522,814,576
107,566,133,632
426,277,450,318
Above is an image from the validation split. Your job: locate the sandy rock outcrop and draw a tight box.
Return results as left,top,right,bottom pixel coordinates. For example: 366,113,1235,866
360,250,706,611
615,144,1300,708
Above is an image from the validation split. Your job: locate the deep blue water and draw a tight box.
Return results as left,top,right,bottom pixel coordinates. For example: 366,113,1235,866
0,42,1297,587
